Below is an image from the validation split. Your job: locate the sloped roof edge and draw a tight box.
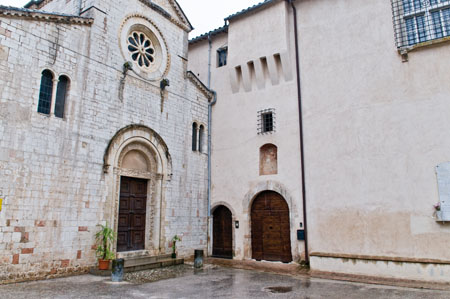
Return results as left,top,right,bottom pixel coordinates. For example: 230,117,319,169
189,25,228,44
0,5,93,24
186,71,213,100
224,0,279,22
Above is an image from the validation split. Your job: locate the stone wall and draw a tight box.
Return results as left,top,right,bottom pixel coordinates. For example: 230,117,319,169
0,0,209,283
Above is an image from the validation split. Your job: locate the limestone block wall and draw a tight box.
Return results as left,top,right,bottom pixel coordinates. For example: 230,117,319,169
0,0,209,283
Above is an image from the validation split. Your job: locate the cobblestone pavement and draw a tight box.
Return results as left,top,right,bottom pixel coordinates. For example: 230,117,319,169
1,265,449,299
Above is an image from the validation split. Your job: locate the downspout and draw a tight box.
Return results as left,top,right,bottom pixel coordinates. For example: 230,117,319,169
78,0,83,15
206,33,215,256
287,0,309,265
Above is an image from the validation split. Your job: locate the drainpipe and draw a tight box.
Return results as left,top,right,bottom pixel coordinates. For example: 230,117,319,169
287,0,309,265
78,0,82,15
206,33,215,256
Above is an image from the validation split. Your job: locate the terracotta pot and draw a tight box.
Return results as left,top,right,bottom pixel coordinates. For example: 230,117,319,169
98,259,110,270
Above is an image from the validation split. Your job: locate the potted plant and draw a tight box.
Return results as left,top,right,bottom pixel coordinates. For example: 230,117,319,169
95,223,116,270
171,235,181,258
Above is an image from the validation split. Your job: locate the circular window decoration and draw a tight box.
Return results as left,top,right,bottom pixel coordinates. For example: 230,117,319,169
127,31,155,69
119,16,169,81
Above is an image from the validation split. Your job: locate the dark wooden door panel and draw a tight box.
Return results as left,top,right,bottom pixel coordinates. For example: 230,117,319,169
118,177,147,252
251,191,292,263
213,206,233,259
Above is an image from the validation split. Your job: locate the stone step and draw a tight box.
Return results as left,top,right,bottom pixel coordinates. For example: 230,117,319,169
89,256,183,276
124,254,173,267
125,258,184,273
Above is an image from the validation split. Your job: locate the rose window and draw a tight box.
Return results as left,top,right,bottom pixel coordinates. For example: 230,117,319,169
127,31,155,68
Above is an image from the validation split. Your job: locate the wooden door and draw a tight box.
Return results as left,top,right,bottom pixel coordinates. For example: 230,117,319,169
213,206,233,258
251,191,292,262
117,177,147,252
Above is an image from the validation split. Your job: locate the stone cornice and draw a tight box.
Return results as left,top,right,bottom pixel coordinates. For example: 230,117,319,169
186,71,213,100
0,6,93,25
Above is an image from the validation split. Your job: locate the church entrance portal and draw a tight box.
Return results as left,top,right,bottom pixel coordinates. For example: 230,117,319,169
251,191,292,263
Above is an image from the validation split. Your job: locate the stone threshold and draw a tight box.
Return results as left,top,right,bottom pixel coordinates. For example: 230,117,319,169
204,257,309,277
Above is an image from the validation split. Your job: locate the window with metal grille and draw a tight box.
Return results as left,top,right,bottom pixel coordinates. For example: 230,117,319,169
55,75,69,118
217,47,227,67
37,70,54,115
257,109,276,134
392,0,450,48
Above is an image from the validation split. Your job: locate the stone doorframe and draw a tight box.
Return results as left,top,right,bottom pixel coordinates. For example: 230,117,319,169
103,125,172,256
242,181,300,261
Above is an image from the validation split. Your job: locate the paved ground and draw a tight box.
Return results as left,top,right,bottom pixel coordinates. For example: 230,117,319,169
1,265,449,298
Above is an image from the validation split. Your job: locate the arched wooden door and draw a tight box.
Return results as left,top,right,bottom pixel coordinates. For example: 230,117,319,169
251,191,292,262
212,206,233,258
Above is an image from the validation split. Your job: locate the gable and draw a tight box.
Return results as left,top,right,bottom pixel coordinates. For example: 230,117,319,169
139,0,193,32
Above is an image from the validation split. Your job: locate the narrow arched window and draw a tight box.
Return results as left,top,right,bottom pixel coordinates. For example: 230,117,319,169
55,75,69,118
199,125,205,153
192,122,198,151
37,70,54,115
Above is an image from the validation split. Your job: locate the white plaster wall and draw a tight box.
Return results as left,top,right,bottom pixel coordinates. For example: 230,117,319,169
189,1,305,262
188,0,450,282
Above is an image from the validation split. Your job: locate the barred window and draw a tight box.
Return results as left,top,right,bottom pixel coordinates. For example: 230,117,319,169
55,75,69,118
257,109,276,134
37,70,54,115
392,0,450,48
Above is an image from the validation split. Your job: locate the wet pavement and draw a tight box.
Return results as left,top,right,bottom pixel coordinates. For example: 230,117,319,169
1,265,449,298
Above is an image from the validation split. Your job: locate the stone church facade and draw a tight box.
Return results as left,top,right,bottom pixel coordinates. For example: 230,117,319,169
189,0,450,283
0,0,211,282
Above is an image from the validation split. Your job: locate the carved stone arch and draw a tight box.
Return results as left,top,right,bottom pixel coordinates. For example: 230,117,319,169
243,180,294,214
103,124,172,256
103,124,172,179
211,201,236,217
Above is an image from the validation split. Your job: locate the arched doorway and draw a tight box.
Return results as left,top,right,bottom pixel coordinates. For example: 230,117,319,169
212,206,233,258
251,191,292,262
103,125,172,255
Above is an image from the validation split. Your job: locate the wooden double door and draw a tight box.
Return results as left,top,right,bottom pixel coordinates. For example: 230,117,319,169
251,191,292,263
212,206,233,258
117,177,147,252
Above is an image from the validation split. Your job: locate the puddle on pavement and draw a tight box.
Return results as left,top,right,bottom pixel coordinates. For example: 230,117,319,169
265,286,293,293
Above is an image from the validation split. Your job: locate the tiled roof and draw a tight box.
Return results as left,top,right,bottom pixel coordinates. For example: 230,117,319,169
224,0,276,21
189,25,228,44
189,0,281,43
24,0,44,9
0,5,93,24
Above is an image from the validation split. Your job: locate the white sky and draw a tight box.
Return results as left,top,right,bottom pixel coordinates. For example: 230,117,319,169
0,0,261,37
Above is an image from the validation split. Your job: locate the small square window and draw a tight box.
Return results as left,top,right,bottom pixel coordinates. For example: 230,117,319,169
217,47,227,67
258,109,276,134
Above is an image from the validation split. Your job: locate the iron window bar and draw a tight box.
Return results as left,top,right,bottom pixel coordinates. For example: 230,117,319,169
392,0,450,50
257,108,276,134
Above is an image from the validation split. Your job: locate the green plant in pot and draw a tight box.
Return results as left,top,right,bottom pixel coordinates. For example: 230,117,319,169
95,223,116,270
171,235,181,258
